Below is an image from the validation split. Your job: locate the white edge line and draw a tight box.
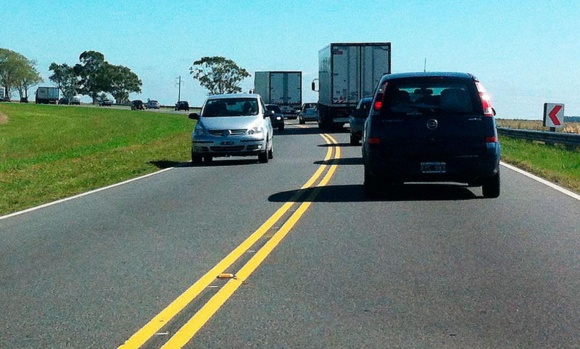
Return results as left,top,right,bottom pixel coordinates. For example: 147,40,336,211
501,161,580,201
0,167,175,221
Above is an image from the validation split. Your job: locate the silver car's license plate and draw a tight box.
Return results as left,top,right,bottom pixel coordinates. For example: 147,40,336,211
420,162,446,174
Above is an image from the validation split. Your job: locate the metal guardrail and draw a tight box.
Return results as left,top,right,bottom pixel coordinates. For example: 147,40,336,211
497,127,580,149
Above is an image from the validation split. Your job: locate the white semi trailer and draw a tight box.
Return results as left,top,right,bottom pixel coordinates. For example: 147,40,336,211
254,71,302,116
314,42,391,129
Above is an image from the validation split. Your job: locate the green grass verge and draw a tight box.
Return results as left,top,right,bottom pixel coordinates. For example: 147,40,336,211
0,103,193,215
500,136,580,193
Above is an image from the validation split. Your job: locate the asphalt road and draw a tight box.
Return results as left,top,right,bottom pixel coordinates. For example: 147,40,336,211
1,120,579,349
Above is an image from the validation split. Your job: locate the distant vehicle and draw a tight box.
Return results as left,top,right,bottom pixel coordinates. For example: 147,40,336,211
146,100,160,109
254,71,302,118
349,97,372,145
58,96,80,105
265,104,285,131
315,42,391,129
131,100,145,110
188,93,274,164
175,101,190,111
35,87,59,104
298,103,318,124
99,99,112,106
362,72,501,199
0,87,6,101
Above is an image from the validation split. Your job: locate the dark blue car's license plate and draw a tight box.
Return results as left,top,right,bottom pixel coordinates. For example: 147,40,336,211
420,162,446,174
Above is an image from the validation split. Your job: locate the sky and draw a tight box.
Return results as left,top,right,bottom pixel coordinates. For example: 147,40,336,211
2,0,579,119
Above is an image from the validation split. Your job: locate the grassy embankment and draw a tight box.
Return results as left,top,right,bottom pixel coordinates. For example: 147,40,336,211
496,119,580,194
0,103,193,215
0,105,578,216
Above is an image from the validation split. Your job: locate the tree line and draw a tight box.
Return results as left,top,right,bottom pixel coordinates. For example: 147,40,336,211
2,48,252,105
0,49,142,104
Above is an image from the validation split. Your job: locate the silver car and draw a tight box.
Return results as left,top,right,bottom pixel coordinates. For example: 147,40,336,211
188,94,274,164
298,103,318,124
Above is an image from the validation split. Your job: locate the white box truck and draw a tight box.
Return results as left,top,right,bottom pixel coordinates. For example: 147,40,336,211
254,71,302,117
35,87,59,104
0,87,5,101
314,42,391,129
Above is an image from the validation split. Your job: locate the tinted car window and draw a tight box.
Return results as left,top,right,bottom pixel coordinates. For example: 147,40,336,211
302,103,317,112
266,105,282,113
202,98,258,117
380,77,480,118
354,98,372,118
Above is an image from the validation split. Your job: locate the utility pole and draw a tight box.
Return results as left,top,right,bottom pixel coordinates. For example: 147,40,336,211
176,76,183,102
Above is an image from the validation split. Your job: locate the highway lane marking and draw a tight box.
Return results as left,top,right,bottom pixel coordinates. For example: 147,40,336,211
501,162,580,201
118,133,340,349
160,134,340,349
0,168,175,220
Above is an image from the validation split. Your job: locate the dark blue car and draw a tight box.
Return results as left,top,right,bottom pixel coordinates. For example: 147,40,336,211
362,72,501,199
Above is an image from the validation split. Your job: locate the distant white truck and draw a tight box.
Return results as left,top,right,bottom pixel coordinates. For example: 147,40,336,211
314,42,391,129
35,87,59,104
254,71,302,117
0,87,6,101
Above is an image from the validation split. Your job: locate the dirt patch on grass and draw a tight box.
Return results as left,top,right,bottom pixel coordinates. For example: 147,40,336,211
0,111,8,124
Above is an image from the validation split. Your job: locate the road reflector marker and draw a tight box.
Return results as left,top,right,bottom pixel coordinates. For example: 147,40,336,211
217,273,236,279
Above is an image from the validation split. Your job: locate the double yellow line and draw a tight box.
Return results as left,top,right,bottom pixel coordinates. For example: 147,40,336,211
118,133,340,349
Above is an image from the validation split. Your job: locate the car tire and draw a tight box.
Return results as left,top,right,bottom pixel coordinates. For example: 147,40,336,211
259,139,269,163
191,151,202,165
482,170,500,198
278,124,284,132
299,117,305,125
203,155,213,164
259,150,269,163
350,134,359,145
364,169,380,200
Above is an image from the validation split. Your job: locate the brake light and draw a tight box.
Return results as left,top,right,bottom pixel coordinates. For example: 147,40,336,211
486,136,498,143
373,81,388,111
368,137,381,145
476,81,494,117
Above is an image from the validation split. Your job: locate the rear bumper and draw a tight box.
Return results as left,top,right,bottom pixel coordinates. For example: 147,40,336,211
364,144,500,184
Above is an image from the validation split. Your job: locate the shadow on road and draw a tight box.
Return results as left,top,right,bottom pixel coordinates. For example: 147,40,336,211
315,157,363,166
149,160,187,169
269,183,480,203
279,124,349,136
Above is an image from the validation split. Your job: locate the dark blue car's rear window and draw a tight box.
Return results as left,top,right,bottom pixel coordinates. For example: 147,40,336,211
381,78,481,118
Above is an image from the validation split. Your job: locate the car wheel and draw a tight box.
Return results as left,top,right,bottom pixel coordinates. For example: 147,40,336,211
268,141,274,159
299,117,305,125
482,170,500,198
364,168,380,200
203,155,213,164
350,134,359,145
258,150,269,163
191,151,202,165
278,124,284,132
259,140,269,163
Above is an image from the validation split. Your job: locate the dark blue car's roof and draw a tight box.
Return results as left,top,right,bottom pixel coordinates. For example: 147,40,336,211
381,72,477,81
